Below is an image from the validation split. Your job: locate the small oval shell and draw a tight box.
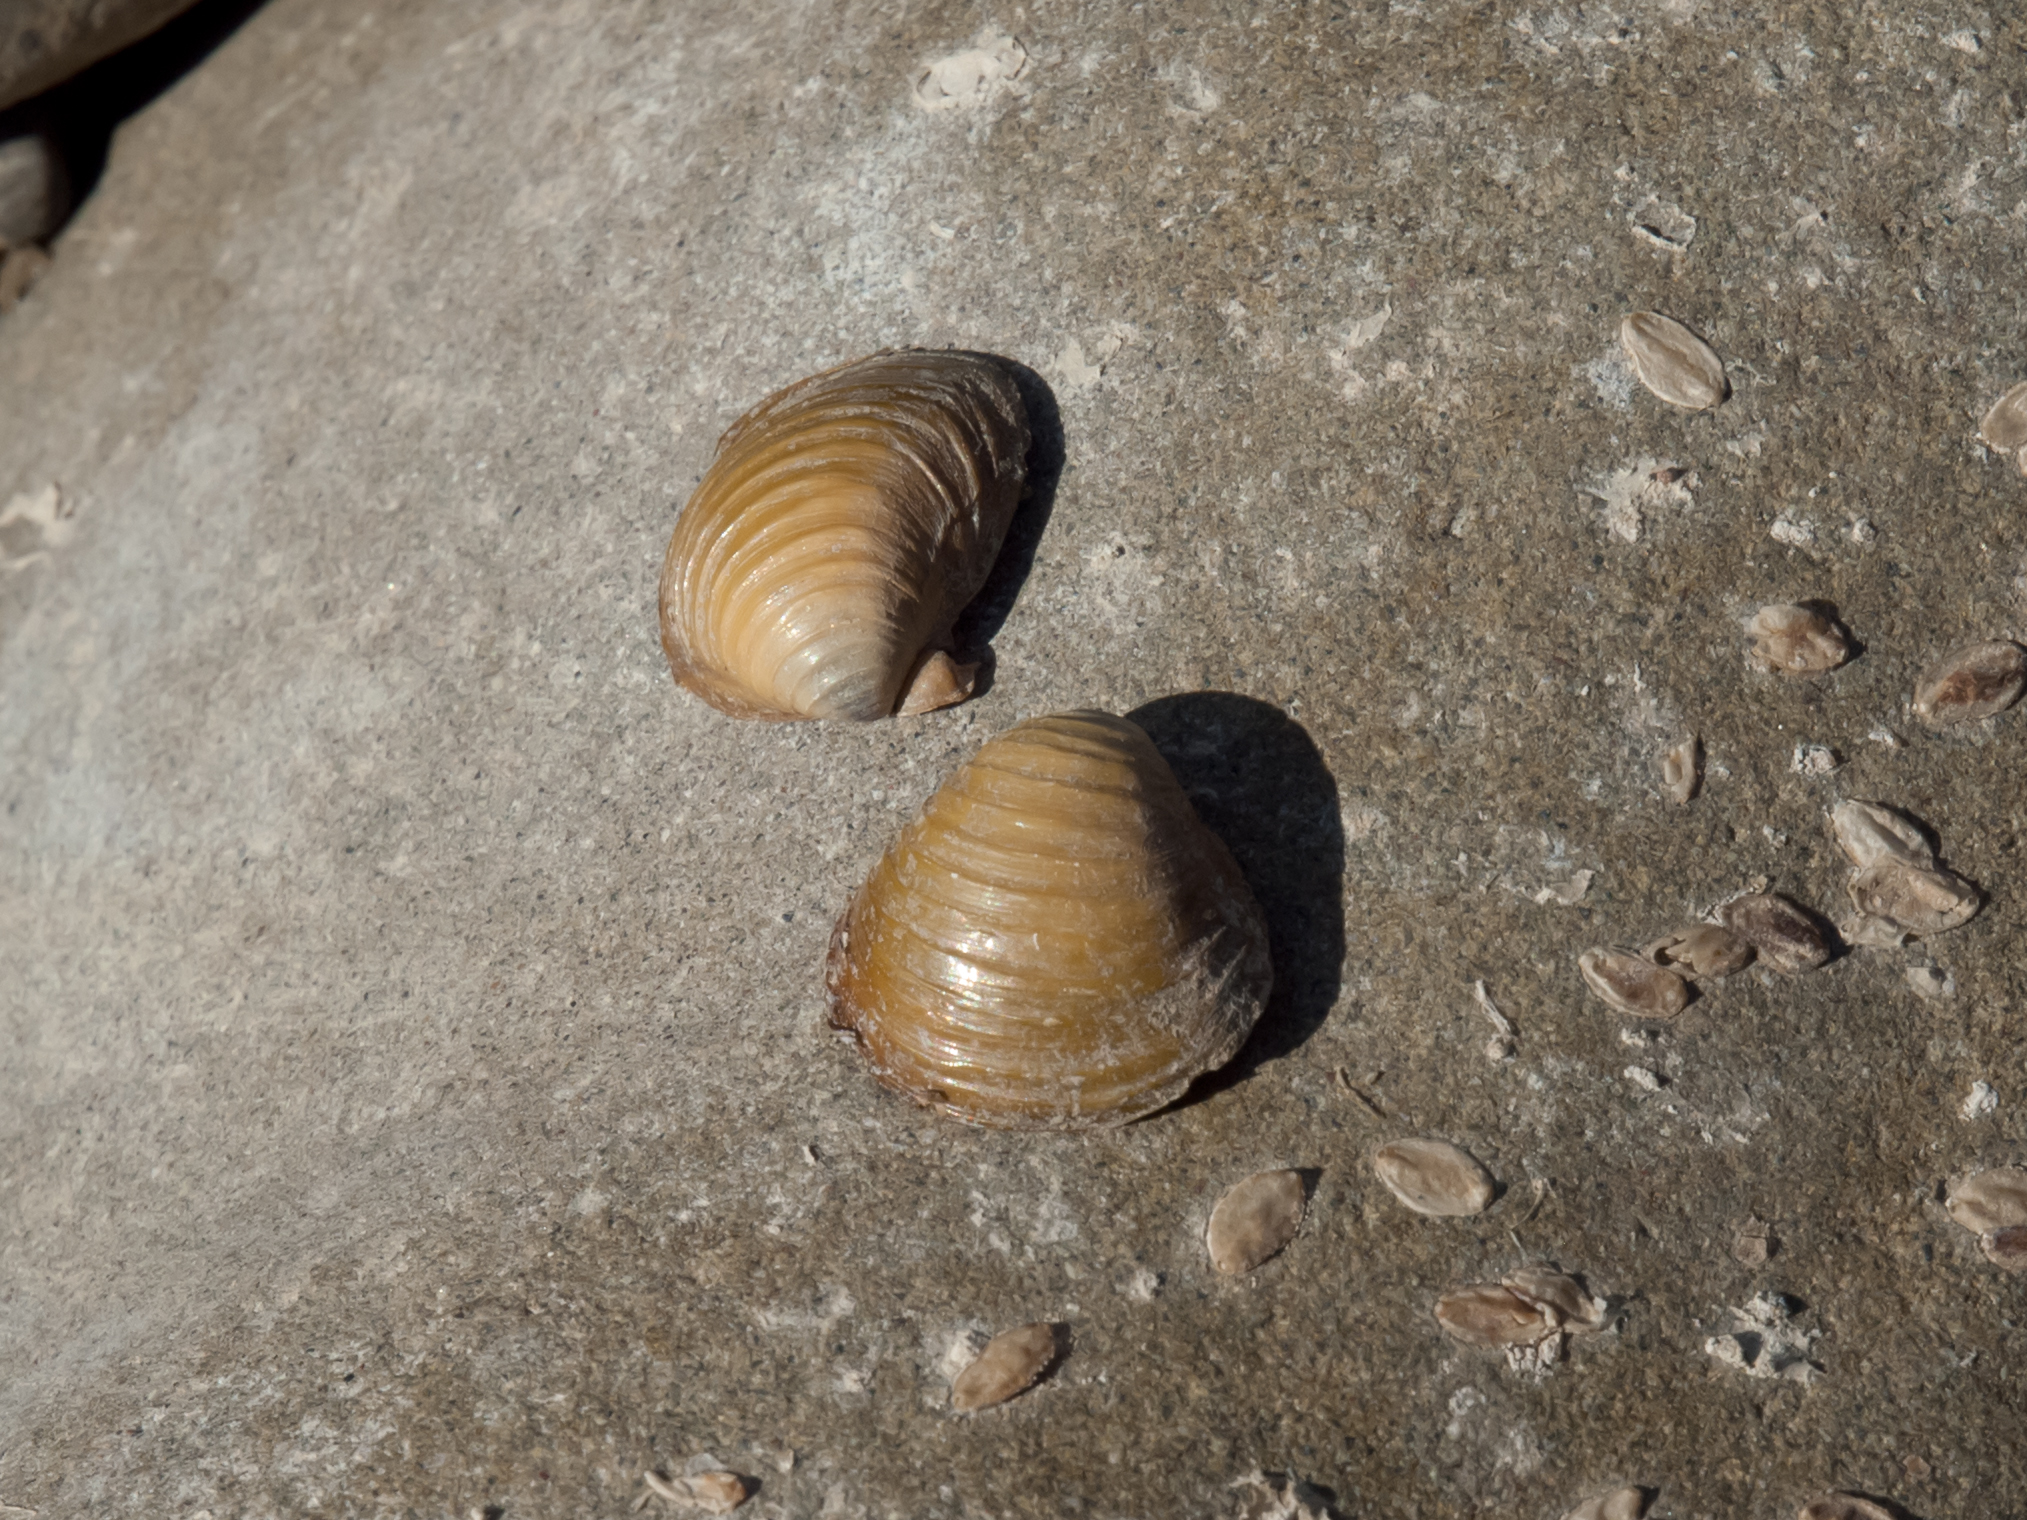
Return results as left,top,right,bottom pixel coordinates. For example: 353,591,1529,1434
1660,734,1700,804
1435,1284,1557,1348
1978,381,2027,450
951,1322,1057,1411
1644,924,1753,979
1503,1267,1605,1332
1745,604,1850,675
1719,893,1833,973
826,711,1273,1129
1913,640,2027,727
1829,800,1932,871
1848,860,1979,937
1564,1488,1649,1520
1983,1225,2027,1272
1621,311,1727,410
1946,1167,2027,1233
658,349,1029,720
1579,948,1691,1019
1798,1496,1897,1520
1373,1138,1495,1217
1206,1169,1307,1274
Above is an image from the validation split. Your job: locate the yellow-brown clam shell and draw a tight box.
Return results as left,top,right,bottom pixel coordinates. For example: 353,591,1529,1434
657,349,1029,720
825,710,1273,1129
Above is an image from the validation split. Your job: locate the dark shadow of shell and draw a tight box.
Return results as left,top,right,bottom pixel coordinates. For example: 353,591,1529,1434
1126,692,1345,1103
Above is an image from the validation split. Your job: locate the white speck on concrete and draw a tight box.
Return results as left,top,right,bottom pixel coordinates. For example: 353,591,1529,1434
1703,1292,1822,1384
1789,744,1840,775
1905,965,1954,1001
1532,869,1593,906
913,34,1028,110
1581,458,1694,543
1961,1081,1998,1121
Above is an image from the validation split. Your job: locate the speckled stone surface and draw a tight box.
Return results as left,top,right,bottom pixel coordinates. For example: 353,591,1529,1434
2,1,2023,1516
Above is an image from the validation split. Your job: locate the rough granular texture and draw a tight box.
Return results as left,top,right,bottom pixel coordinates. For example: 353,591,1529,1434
1,0,2024,1516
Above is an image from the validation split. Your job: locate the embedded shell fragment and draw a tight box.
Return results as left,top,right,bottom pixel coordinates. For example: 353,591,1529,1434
1798,1496,1898,1520
1372,1138,1496,1217
1745,604,1851,676
1912,640,2027,726
1563,1488,1649,1520
1978,381,2027,450
1620,311,1728,410
951,1323,1058,1411
825,711,1273,1130
1718,892,1833,973
1578,948,1691,1019
657,349,1029,721
1945,1167,2027,1234
1644,924,1753,979
1206,1169,1307,1274
1435,1268,1603,1349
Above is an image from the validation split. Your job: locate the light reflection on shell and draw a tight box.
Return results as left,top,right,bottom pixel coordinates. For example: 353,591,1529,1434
657,349,1029,720
825,711,1273,1129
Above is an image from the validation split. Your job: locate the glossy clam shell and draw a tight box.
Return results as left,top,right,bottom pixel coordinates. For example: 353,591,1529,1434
825,710,1273,1129
657,349,1029,720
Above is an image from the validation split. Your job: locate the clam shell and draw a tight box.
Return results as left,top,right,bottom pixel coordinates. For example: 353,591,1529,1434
951,1322,1058,1411
1372,1138,1496,1217
1912,639,2027,726
1620,311,1728,410
1206,1169,1307,1274
825,710,1273,1129
1798,1496,1897,1520
1434,1284,1557,1348
1983,1225,2027,1273
1718,892,1833,973
1578,948,1692,1019
1643,924,1753,979
657,349,1029,720
1744,603,1851,676
1946,1166,2027,1233
1563,1488,1649,1520
1978,381,2027,450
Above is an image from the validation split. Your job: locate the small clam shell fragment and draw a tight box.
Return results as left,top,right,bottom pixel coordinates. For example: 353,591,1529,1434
1978,381,2027,450
1945,1166,2027,1233
1718,892,1833,973
1983,1225,2027,1273
1829,799,1933,871
1503,1266,1606,1331
1621,311,1728,410
642,1470,752,1513
1206,1169,1308,1274
1579,948,1692,1019
1644,924,1753,979
1563,1487,1650,1520
658,349,1029,720
1798,1495,1898,1520
1661,734,1701,804
1436,1268,1603,1349
1745,604,1851,676
1372,1138,1496,1217
1847,860,1980,937
826,711,1273,1130
1912,640,2027,727
951,1322,1058,1411
1435,1284,1559,1348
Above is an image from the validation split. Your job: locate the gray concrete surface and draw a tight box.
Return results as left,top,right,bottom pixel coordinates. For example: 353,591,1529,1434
2,1,2024,1516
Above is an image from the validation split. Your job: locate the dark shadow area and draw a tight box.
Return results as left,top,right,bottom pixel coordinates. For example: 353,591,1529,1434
1127,692,1344,1099
949,355,1063,657
0,0,271,229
